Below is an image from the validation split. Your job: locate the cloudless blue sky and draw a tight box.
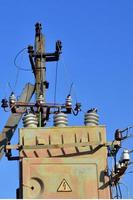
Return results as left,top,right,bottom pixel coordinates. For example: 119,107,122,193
0,0,133,198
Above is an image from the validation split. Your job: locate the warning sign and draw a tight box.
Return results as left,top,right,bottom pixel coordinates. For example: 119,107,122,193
57,179,72,192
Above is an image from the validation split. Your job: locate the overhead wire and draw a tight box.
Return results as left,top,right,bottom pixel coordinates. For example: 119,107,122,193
4,47,34,112
4,47,33,98
13,68,20,92
115,184,119,199
14,47,31,71
60,56,78,103
54,61,58,105
117,183,122,199
8,82,13,92
119,182,130,199
69,82,73,95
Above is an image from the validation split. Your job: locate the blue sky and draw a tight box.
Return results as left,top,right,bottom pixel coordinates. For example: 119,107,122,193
0,0,133,198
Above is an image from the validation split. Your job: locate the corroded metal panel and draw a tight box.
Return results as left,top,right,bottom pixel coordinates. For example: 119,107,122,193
19,126,111,199
21,158,99,199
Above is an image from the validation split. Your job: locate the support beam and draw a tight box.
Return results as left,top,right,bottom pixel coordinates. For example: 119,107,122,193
0,83,35,159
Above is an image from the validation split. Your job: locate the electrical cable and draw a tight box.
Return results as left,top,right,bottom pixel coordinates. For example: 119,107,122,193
69,82,73,95
119,182,130,199
14,69,20,91
8,82,13,92
7,68,20,95
60,56,78,102
14,47,31,71
54,61,58,105
113,155,122,199
108,143,122,199
115,183,119,199
4,104,16,112
117,183,122,199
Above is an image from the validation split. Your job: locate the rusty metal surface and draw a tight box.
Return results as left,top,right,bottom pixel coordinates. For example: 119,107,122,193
0,83,35,159
21,158,99,199
18,126,111,199
34,23,46,101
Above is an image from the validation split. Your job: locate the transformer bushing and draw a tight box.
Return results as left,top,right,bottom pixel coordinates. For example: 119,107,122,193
53,112,68,127
84,108,99,126
122,149,130,162
22,113,38,128
37,94,44,104
9,92,16,104
65,95,72,107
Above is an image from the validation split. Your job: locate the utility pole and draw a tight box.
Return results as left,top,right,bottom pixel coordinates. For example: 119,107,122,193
28,22,62,126
0,23,119,199
34,23,46,102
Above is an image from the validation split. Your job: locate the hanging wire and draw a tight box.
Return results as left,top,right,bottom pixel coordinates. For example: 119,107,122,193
115,184,119,199
119,182,130,199
13,69,20,92
69,82,73,95
7,67,20,95
119,125,133,140
3,84,32,113
54,61,58,105
112,183,122,199
14,47,31,71
60,56,78,102
117,183,122,199
8,81,13,92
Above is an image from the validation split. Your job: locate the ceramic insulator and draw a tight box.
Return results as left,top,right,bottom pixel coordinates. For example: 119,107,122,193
23,113,38,128
84,108,99,126
53,112,68,127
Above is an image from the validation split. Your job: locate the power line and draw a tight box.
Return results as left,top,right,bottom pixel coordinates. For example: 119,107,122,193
119,182,130,199
54,61,58,105
14,47,31,71
60,56,78,103
118,183,122,199
13,69,20,92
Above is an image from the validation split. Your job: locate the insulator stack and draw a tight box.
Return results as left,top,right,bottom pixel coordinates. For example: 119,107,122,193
84,108,99,126
53,112,68,127
122,149,130,162
23,113,38,128
116,162,121,172
37,94,44,104
9,92,16,104
1,98,8,108
66,95,72,107
115,129,122,141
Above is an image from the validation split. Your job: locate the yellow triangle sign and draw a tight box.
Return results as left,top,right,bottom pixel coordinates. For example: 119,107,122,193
57,179,72,192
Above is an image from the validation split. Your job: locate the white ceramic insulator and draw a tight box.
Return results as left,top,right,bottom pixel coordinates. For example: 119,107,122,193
66,95,72,107
84,110,99,126
37,95,44,104
9,93,16,103
122,149,130,162
116,162,121,170
53,112,68,127
23,113,38,128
